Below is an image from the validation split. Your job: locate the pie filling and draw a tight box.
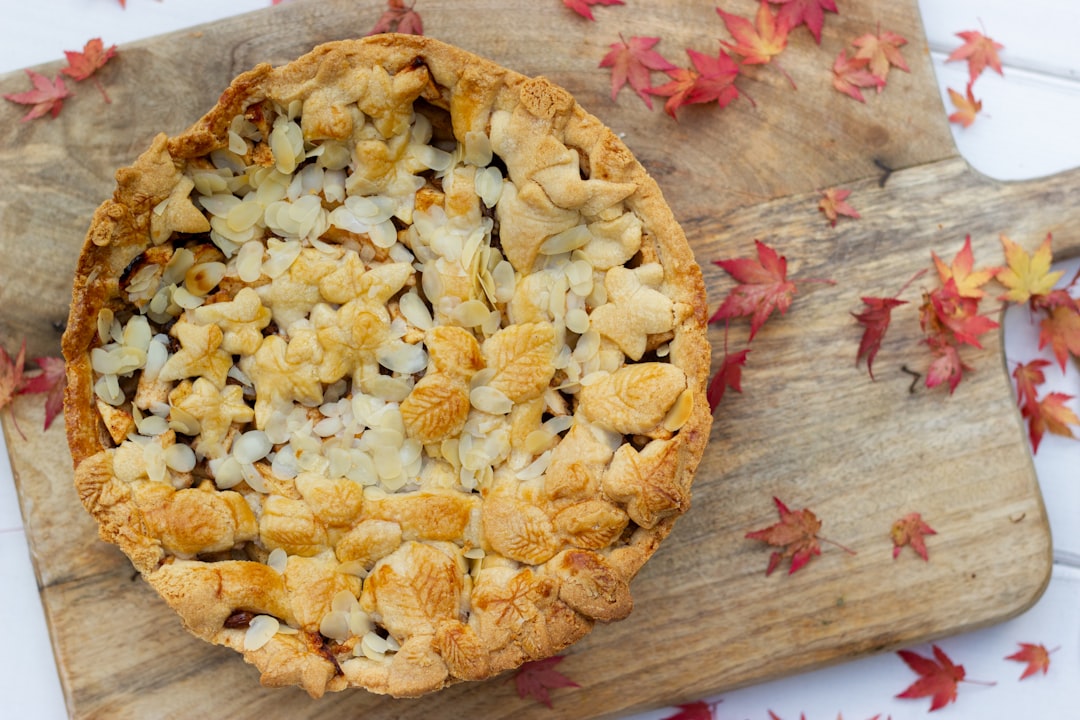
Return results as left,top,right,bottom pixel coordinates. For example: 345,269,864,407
68,38,708,697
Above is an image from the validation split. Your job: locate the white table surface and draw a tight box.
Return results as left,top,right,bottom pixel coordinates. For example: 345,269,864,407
2,1,1079,717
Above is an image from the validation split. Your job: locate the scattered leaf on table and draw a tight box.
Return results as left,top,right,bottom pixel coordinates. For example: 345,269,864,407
367,0,424,36
60,37,118,103
818,187,859,226
852,270,926,380
1004,642,1056,680
709,240,798,341
649,47,742,119
931,235,998,299
890,512,936,561
563,0,623,21
772,0,838,44
832,50,882,102
745,497,854,576
3,70,71,122
947,84,982,128
707,346,749,412
513,655,580,707
947,30,1005,84
852,28,909,86
19,355,66,431
1039,305,1080,370
0,341,29,439
599,35,677,110
717,1,794,87
896,645,986,711
1012,359,1051,414
997,233,1062,307
924,337,969,394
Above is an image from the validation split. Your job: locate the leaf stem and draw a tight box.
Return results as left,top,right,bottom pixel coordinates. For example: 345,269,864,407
818,535,857,556
92,77,111,104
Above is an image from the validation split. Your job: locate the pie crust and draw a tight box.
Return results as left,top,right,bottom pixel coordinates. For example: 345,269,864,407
62,34,712,698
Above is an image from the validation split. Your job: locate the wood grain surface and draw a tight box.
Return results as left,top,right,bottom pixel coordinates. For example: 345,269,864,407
0,0,1070,717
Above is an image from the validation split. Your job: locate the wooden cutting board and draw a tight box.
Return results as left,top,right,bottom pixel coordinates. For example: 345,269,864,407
0,0,1072,717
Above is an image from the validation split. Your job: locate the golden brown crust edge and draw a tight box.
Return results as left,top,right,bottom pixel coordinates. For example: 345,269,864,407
62,34,713,698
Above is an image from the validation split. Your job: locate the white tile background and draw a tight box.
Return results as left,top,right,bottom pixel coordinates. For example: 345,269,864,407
2,1,1079,717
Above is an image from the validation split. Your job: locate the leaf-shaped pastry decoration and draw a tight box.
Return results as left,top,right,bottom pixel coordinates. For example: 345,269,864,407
400,375,471,444
362,541,463,639
578,362,686,434
482,322,557,402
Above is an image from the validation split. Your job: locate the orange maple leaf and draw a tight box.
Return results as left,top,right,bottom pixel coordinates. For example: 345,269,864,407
1004,642,1056,680
717,1,795,87
890,512,936,561
60,38,118,103
1012,358,1051,413
1039,305,1080,370
832,50,883,102
997,233,1062,307
818,187,859,226
947,84,982,128
852,28,909,86
1026,391,1080,453
947,30,1004,84
931,235,998,298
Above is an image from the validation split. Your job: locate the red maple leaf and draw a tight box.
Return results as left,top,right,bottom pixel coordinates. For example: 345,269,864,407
1012,359,1051,415
367,0,424,36
831,50,883,102
896,645,993,711
563,0,623,21
649,47,742,119
947,30,1004,84
60,38,118,103
852,270,926,380
852,28,909,86
1026,391,1080,453
772,0,838,44
599,35,677,110
709,240,797,341
661,700,720,720
512,656,580,707
947,84,982,128
1004,642,1056,680
745,497,854,576
890,512,936,561
19,355,66,431
707,321,749,412
924,337,970,395
3,70,71,122
717,1,794,87
818,187,859,226
921,279,999,350
0,341,29,439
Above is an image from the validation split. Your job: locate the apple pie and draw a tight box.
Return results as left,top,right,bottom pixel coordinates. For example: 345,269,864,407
62,34,711,698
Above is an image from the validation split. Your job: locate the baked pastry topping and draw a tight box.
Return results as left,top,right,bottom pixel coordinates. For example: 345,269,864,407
63,34,711,698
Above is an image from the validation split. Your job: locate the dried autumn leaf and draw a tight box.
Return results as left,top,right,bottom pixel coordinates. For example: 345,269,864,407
709,240,797,341
998,233,1062,307
924,337,969,395
367,0,424,36
3,70,71,122
1004,642,1056,680
0,341,28,439
818,187,859,226
896,645,979,711
707,346,749,412
852,28,909,86
19,355,66,431
599,35,677,110
1039,305,1080,371
832,50,882,102
947,30,1005,84
1026,391,1080,453
60,37,118,103
890,512,936,561
513,655,580,707
922,279,999,349
1012,358,1051,414
931,235,998,299
661,700,719,720
746,497,822,576
852,270,926,380
717,1,794,87
649,47,742,120
563,0,623,21
947,84,982,128
772,0,838,44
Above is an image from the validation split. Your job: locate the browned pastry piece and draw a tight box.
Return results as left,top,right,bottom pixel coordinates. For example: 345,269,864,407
62,33,712,698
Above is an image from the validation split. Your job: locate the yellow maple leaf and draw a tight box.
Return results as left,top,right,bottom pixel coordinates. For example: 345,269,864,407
997,233,1062,305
